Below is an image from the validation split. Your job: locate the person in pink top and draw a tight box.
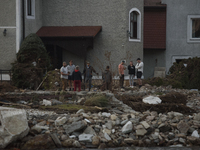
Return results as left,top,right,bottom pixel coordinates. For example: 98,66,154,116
118,60,126,88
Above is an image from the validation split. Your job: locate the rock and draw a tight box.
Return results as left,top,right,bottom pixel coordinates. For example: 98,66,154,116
104,133,111,141
102,112,111,118
31,125,49,134
43,99,52,106
22,134,55,150
122,121,133,134
143,96,162,104
151,132,159,140
77,98,86,105
110,114,117,121
82,113,90,119
105,121,113,130
69,135,76,139
51,99,63,105
187,136,198,143
191,130,200,138
63,121,87,134
76,109,84,114
146,116,155,121
79,134,93,142
50,133,62,148
98,143,107,149
92,136,100,146
103,128,111,135
136,129,147,136
55,116,69,126
124,138,136,144
140,121,150,129
62,139,75,147
73,140,81,148
61,135,69,141
121,119,129,125
179,138,185,144
173,112,183,117
0,107,29,148
83,126,96,135
194,113,200,121
177,121,190,134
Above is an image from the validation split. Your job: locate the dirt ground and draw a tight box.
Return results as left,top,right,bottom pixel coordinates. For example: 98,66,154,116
116,92,196,114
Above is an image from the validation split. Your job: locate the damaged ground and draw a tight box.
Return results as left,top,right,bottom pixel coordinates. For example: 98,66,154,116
1,84,200,149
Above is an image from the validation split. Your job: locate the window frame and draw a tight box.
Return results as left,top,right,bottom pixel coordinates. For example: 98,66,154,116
26,0,35,19
129,8,141,42
187,15,200,43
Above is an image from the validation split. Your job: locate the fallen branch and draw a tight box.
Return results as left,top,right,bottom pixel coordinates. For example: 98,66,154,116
0,101,31,108
36,75,48,91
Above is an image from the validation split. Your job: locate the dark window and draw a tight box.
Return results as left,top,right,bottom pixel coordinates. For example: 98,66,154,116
130,11,138,39
27,0,32,16
176,59,183,64
192,19,200,38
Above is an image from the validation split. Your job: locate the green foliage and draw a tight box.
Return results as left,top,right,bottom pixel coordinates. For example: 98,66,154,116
11,33,51,89
85,95,109,107
145,57,200,90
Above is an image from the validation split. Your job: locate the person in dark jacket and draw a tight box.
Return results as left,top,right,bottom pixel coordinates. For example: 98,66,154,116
72,66,82,92
102,66,112,91
128,61,135,88
83,62,98,91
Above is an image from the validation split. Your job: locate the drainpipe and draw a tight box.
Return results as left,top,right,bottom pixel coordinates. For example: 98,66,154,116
22,0,25,39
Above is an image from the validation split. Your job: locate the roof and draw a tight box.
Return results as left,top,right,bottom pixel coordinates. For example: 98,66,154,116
36,26,102,38
144,0,166,7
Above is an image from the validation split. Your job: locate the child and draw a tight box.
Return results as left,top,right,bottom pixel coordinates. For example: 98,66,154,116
72,66,82,92
102,66,112,91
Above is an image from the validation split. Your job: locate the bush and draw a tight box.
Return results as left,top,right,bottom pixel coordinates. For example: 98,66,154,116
85,95,109,107
11,33,50,89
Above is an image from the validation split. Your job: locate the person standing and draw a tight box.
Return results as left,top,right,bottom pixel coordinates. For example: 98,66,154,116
118,60,126,88
135,58,144,88
83,62,98,91
60,62,69,91
67,60,76,91
128,61,135,88
72,66,82,92
102,66,112,91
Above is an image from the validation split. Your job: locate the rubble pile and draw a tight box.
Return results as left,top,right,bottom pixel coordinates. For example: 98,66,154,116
0,82,17,93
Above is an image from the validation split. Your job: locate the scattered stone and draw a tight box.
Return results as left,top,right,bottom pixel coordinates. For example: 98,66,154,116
62,139,75,148
79,134,93,142
140,121,150,129
51,99,63,105
191,130,200,138
102,112,111,118
50,133,62,148
105,121,113,130
31,125,49,134
55,116,69,126
122,121,133,134
104,133,111,141
111,114,117,121
61,135,69,141
83,126,96,135
73,140,81,148
92,136,100,146
121,119,129,125
63,121,87,134
194,113,200,121
0,107,29,148
136,129,147,136
43,99,52,106
177,121,190,134
76,109,84,114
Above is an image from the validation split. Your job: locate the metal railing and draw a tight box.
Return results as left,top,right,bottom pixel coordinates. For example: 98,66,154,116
0,70,12,83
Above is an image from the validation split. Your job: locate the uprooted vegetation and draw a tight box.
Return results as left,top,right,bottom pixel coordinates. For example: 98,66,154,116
85,94,110,107
11,33,51,89
144,57,200,90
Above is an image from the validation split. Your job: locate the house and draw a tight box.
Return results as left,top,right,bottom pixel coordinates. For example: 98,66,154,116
1,0,199,80
0,0,144,78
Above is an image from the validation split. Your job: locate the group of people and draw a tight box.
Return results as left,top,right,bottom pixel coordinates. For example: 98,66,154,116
60,58,144,92
118,58,144,89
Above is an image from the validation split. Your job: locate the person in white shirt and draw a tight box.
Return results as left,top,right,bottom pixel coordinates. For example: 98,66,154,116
135,58,144,88
60,62,69,91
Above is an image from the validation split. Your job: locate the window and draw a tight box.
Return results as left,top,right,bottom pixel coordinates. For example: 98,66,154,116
26,0,35,19
129,8,141,42
187,15,200,43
